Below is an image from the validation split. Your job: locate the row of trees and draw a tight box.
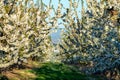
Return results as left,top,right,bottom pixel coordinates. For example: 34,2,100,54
0,0,120,77
0,0,56,68
59,0,120,74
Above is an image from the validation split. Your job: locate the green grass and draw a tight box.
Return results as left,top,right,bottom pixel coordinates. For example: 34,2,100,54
0,62,106,80
29,62,105,80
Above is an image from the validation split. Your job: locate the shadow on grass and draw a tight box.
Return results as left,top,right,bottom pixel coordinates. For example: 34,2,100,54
30,62,92,80
0,75,8,80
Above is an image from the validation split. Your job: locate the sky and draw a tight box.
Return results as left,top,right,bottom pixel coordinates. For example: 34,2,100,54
34,0,86,17
33,0,87,44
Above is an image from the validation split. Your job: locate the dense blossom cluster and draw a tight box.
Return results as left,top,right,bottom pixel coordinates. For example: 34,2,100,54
59,0,120,74
0,0,54,68
0,0,120,75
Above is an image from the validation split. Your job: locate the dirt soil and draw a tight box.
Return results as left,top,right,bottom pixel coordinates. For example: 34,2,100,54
1,60,40,80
